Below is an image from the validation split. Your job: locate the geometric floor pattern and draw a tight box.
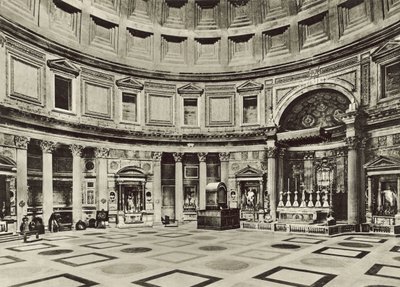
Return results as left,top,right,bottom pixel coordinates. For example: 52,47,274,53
1,221,399,287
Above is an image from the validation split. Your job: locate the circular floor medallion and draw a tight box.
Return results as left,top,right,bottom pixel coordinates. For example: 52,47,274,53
338,242,373,248
206,259,249,271
193,235,217,240
101,263,147,274
199,246,227,251
83,232,106,236
364,285,398,287
121,247,152,253
300,258,345,268
393,256,400,262
271,243,301,249
138,231,157,234
38,249,73,256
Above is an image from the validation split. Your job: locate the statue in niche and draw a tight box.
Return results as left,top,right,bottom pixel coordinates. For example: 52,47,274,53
381,185,397,215
242,187,257,210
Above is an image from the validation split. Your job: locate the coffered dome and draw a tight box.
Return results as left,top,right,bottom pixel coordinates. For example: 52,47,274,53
1,0,399,79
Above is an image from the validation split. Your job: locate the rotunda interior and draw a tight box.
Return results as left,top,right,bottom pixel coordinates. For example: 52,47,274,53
0,0,399,237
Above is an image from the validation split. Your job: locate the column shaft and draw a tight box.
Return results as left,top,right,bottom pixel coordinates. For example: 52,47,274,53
153,153,162,225
267,146,277,221
367,177,372,216
95,148,109,211
72,154,82,225
347,147,359,224
175,160,183,222
42,152,53,226
16,148,28,226
199,160,207,210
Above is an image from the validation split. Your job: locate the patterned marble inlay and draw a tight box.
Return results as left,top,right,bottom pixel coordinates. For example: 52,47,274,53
390,246,400,253
133,269,221,287
283,237,326,244
38,249,73,256
53,252,117,267
199,246,227,251
205,258,250,271
9,273,98,287
313,247,370,258
101,263,147,274
234,249,288,261
7,242,58,252
366,264,400,280
154,240,195,248
0,255,25,266
44,235,78,241
300,257,346,268
98,233,136,239
344,236,387,243
338,242,373,248
121,247,152,253
254,266,336,287
80,241,129,250
148,251,206,263
156,233,192,238
270,243,301,249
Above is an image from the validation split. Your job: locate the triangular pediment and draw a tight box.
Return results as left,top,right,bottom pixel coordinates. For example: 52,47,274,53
47,58,80,77
235,165,264,178
116,77,144,90
177,83,204,95
364,156,400,171
371,40,400,62
237,80,263,93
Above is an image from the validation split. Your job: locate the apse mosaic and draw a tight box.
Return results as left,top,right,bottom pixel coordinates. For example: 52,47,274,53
280,89,350,131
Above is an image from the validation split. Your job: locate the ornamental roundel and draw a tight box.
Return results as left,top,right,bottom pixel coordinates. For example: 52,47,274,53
280,89,350,131
231,163,240,172
142,163,151,172
301,114,315,128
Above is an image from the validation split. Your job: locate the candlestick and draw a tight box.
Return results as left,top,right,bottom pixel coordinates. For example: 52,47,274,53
295,177,297,191
287,178,290,191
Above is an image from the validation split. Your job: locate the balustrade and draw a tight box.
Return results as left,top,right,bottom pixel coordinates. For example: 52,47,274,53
277,188,333,210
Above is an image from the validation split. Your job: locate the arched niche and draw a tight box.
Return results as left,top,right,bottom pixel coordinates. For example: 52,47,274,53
278,89,351,131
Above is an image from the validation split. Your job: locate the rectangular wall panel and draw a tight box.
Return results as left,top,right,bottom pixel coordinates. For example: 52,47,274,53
147,94,174,125
84,82,112,118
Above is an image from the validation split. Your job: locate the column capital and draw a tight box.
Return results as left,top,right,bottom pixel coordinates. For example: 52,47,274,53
197,152,208,162
278,148,286,158
303,151,314,160
266,146,278,158
359,137,368,149
14,136,30,149
345,136,360,150
173,152,184,162
152,151,162,162
69,144,84,157
219,152,230,162
40,140,57,153
94,147,110,158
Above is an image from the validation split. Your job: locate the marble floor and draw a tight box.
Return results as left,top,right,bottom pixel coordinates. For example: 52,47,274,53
1,222,400,287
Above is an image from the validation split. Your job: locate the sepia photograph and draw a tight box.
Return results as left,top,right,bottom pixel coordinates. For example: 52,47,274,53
0,0,399,286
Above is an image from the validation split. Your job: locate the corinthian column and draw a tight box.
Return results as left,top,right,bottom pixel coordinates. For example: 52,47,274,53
15,136,30,227
173,152,184,222
219,152,230,185
70,144,84,226
346,136,359,224
267,145,278,221
95,147,109,211
198,152,207,210
152,152,162,225
40,140,57,227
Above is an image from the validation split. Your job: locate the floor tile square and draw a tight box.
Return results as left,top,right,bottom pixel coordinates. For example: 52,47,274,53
154,240,195,248
53,252,117,267
10,273,98,287
148,251,206,263
313,247,369,258
366,264,400,280
97,233,136,240
44,235,78,241
133,269,221,287
254,266,336,287
283,237,326,244
220,238,258,246
7,243,58,252
344,236,387,243
234,249,288,261
390,246,400,253
0,255,25,266
80,241,129,249
156,233,192,238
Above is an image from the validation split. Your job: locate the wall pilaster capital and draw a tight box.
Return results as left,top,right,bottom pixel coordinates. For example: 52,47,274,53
69,144,84,157
278,148,286,158
40,140,57,153
345,136,360,150
94,147,110,158
219,152,230,162
152,152,162,162
173,152,184,162
266,147,278,158
14,136,30,149
359,137,368,149
303,151,314,160
197,152,208,162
